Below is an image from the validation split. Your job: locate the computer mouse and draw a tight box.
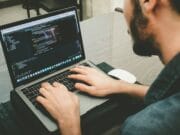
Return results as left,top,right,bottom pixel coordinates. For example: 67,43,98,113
108,69,136,84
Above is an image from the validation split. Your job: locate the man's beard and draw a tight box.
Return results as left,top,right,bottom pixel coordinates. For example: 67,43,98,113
130,0,160,57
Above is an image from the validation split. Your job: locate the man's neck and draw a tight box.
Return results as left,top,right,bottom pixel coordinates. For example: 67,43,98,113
153,11,180,64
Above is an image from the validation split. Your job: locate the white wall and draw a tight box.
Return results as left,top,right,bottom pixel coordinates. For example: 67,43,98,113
111,0,124,10
83,0,124,19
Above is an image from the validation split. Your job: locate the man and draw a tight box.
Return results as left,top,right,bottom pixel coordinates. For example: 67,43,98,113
36,0,180,134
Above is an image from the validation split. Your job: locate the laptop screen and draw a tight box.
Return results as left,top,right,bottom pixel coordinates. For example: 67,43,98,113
0,7,85,88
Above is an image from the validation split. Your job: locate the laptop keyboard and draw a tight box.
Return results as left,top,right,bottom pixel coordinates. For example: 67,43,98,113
21,62,91,109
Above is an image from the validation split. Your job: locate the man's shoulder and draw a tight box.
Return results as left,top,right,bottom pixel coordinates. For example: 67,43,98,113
121,92,180,135
145,53,180,105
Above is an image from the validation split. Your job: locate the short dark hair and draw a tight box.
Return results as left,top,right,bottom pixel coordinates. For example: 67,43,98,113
170,0,180,14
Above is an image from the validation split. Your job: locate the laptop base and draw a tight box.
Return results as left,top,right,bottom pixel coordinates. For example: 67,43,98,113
11,90,59,135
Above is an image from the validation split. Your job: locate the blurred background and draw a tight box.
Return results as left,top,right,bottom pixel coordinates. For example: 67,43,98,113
0,0,124,25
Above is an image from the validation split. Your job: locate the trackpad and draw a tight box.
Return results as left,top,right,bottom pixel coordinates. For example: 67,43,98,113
76,92,108,115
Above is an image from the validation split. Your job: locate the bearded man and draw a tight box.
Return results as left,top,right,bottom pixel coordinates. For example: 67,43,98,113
36,0,180,134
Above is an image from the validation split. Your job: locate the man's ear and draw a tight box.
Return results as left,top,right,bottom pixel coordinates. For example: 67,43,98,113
141,0,159,14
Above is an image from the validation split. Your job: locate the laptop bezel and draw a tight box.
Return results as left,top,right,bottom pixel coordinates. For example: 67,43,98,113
0,6,86,89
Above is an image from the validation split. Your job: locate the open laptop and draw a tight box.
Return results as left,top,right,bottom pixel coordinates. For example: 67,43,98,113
0,7,108,133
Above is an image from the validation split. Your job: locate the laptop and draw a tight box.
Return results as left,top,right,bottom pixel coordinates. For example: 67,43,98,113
0,7,108,133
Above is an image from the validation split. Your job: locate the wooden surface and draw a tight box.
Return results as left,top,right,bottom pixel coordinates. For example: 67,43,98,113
0,12,164,102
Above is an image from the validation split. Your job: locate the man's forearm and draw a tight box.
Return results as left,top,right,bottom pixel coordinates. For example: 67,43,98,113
126,83,149,99
112,80,149,99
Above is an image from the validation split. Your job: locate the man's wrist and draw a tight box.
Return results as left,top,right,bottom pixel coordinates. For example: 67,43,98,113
111,80,132,94
58,118,81,135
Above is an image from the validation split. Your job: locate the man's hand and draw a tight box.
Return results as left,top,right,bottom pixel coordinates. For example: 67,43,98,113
36,82,81,135
69,66,149,99
68,65,125,97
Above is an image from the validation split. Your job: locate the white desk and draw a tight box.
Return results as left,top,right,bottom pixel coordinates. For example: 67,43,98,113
0,12,164,102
